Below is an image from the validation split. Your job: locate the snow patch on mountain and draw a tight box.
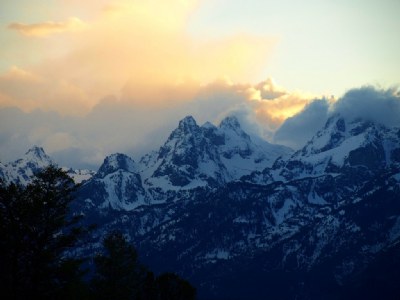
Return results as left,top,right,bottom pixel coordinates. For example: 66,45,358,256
62,168,95,184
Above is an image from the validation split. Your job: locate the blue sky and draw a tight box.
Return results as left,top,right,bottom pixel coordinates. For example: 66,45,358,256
187,0,400,95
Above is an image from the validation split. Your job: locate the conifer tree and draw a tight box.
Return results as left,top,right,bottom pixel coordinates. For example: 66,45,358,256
91,231,197,300
0,166,86,299
91,231,147,300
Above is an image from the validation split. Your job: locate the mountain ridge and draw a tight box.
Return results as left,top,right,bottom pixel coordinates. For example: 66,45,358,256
1,113,400,299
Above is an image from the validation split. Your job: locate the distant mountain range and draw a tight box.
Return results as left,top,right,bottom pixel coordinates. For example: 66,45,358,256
2,114,400,300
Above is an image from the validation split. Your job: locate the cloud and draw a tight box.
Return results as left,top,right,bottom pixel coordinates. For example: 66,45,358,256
0,66,93,115
0,0,319,167
274,99,331,148
8,17,86,37
0,78,314,169
178,78,314,140
1,0,275,116
3,84,398,169
255,78,287,99
274,86,400,149
0,107,109,168
332,86,400,127
244,79,315,136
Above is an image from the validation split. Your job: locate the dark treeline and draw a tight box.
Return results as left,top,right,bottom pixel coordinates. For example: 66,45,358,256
0,166,196,300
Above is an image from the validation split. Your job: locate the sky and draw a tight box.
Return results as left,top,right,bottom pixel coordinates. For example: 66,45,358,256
1,0,399,169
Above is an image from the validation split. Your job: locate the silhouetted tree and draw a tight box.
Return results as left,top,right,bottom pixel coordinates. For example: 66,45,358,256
0,165,196,299
154,272,196,300
91,231,197,300
0,166,87,299
137,271,157,300
91,231,147,300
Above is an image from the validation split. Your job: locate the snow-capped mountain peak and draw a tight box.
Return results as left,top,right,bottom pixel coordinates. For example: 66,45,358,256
256,114,400,183
0,146,95,185
219,115,241,130
137,115,292,193
201,121,217,129
0,145,55,185
24,146,52,164
96,153,136,178
219,116,250,140
297,115,388,160
2,115,294,208
174,115,199,136
79,152,147,211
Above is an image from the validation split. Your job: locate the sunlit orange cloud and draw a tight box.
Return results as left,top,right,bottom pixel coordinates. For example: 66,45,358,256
179,77,317,135
1,0,318,138
8,17,86,37
0,66,92,115
232,78,317,131
1,0,277,115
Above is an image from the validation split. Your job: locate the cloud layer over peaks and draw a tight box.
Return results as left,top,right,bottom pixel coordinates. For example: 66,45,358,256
333,86,400,128
0,78,313,168
274,86,400,149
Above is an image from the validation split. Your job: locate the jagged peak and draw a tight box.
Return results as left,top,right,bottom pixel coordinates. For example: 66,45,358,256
201,121,217,130
167,116,200,138
219,115,251,143
24,146,51,162
97,153,136,178
219,115,241,130
179,115,197,128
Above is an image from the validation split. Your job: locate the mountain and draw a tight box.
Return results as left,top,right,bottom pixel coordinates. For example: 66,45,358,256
245,115,400,184
76,114,400,299
0,146,53,185
139,116,228,190
139,115,291,193
71,115,292,236
131,115,400,299
218,116,292,179
0,146,95,185
78,153,148,211
3,114,400,299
